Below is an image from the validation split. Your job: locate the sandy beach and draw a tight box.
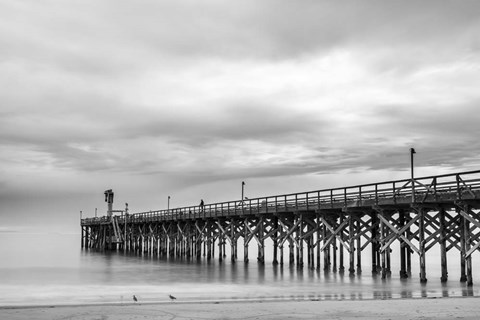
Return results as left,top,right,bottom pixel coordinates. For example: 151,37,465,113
1,297,479,320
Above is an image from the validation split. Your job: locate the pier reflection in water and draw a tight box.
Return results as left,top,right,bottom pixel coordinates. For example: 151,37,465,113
74,247,479,303
0,233,478,306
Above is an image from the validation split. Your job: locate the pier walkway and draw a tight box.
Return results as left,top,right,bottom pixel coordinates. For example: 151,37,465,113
81,170,480,284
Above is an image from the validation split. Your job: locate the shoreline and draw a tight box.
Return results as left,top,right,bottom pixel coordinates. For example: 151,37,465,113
1,294,478,309
1,296,480,320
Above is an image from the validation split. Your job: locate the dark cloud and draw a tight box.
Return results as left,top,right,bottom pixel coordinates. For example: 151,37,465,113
2,0,479,73
115,103,326,145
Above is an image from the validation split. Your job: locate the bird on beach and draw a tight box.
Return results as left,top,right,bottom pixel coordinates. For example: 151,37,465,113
133,295,138,302
169,294,177,301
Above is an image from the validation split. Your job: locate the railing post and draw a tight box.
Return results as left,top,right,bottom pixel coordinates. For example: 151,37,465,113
330,190,333,208
317,191,321,211
393,181,396,204
359,186,362,206
411,147,416,203
456,174,461,200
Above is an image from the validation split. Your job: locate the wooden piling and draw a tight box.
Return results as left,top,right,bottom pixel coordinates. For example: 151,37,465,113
463,205,473,286
297,215,303,268
348,214,355,275
439,208,448,282
418,208,427,283
273,216,279,265
316,214,321,270
371,212,378,275
459,206,467,282
356,217,362,274
339,213,345,273
399,210,408,278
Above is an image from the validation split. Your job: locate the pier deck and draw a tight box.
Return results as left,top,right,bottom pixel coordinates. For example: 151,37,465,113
81,170,480,284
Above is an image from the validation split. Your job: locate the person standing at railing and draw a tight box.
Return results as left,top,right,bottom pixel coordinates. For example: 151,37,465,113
200,199,204,212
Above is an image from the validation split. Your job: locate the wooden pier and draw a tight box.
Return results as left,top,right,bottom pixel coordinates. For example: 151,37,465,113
81,170,480,285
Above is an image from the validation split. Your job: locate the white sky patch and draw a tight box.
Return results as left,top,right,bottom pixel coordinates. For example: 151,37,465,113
121,50,368,114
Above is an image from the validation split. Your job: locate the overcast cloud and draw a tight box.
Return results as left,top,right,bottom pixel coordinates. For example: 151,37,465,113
1,0,480,231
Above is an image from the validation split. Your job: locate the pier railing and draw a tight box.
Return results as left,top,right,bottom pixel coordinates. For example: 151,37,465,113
81,170,480,225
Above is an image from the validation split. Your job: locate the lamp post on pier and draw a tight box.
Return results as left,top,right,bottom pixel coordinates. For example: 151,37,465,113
241,181,245,202
168,196,171,213
124,203,128,253
410,148,416,203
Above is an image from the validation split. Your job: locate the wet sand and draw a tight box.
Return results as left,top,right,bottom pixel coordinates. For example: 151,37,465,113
1,297,479,320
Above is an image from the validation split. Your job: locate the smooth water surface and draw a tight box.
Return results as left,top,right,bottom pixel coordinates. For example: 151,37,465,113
0,233,479,306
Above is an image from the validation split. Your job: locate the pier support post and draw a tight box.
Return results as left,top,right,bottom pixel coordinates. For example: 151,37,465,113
85,227,89,249
206,223,212,261
459,206,467,282
297,215,304,268
399,210,408,278
462,205,473,286
212,235,215,259
379,211,387,279
348,214,355,275
230,219,236,263
102,226,107,250
439,208,448,282
244,218,249,263
273,216,279,265
418,208,428,283
356,217,362,274
316,214,321,270
196,234,202,260
406,211,412,275
339,213,345,273
164,236,169,256
323,222,330,271
81,227,85,248
308,222,314,269
169,234,175,257
371,212,379,275
218,233,223,262
289,237,295,265
258,217,265,264
231,238,237,263
186,233,191,259
332,219,337,272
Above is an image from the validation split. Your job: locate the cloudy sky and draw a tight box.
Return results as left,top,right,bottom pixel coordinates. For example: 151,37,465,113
1,0,480,233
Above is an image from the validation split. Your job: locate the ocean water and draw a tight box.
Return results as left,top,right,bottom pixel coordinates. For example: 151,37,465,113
0,232,479,306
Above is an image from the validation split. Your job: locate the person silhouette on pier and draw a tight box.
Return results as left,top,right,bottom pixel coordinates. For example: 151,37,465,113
200,199,204,211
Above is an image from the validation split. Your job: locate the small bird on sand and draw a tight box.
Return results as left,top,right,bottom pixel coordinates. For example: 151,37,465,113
169,294,177,301
133,295,138,302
